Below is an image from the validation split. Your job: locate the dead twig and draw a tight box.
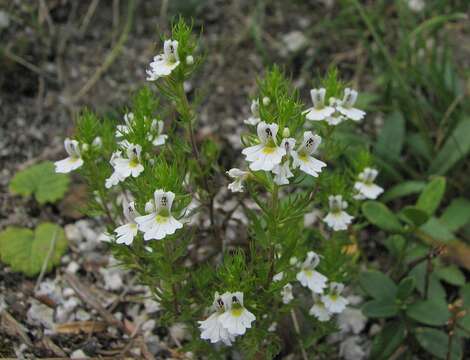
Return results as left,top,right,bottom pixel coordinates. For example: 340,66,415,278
35,227,59,292
290,309,308,360
0,311,32,347
79,0,100,34
69,0,136,103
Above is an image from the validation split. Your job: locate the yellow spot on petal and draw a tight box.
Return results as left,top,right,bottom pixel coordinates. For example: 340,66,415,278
129,159,140,168
155,215,169,224
304,270,313,277
231,308,243,317
262,146,276,154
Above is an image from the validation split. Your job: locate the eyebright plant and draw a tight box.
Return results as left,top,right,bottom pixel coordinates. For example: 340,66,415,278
54,18,378,358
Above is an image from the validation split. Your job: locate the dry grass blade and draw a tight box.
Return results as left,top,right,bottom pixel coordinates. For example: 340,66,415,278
54,321,108,334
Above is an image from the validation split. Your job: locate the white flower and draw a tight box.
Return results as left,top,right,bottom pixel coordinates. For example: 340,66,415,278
336,88,365,121
291,131,326,177
309,295,332,322
218,292,256,336
337,307,367,335
273,272,284,282
281,283,294,304
186,55,194,65
227,168,249,193
325,114,346,126
146,39,180,81
354,167,383,200
135,189,183,241
199,292,236,346
407,0,425,12
105,151,127,188
322,282,348,314
304,88,335,121
244,99,261,126
115,112,134,138
262,97,270,106
272,138,295,185
150,119,168,146
323,195,354,231
112,144,145,180
296,251,327,294
242,122,286,171
268,322,277,332
92,136,102,148
114,200,139,245
55,138,84,173
339,336,367,360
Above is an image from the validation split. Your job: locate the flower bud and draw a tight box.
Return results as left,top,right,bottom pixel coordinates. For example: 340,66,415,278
262,96,270,106
282,127,290,138
92,136,102,148
186,55,194,65
82,143,89,152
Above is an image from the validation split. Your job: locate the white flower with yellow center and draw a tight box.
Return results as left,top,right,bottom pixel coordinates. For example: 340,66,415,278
112,144,145,179
115,112,134,138
105,151,126,188
244,99,261,126
272,138,295,185
291,131,326,177
198,292,236,346
322,282,348,314
227,168,249,193
336,88,366,121
242,122,286,171
354,167,383,200
114,200,140,245
150,119,168,146
146,40,180,81
55,138,84,173
218,292,256,336
304,88,335,121
135,189,183,241
324,195,354,231
309,294,332,322
296,251,327,294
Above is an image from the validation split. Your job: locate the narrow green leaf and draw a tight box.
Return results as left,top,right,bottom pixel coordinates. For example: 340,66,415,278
407,299,450,326
359,270,397,300
362,201,403,233
429,117,470,175
416,177,446,215
440,198,470,232
381,181,426,203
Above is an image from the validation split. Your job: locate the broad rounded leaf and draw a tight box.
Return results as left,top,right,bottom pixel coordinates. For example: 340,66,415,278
435,266,466,286
382,181,426,203
9,161,70,204
370,321,406,360
362,201,403,233
397,277,415,300
406,299,450,326
362,299,399,318
359,270,397,300
416,177,446,215
440,198,470,232
415,327,462,360
0,223,68,277
399,206,429,227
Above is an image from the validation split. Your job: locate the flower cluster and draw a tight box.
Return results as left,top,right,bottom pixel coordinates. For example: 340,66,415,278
199,291,256,346
296,252,348,322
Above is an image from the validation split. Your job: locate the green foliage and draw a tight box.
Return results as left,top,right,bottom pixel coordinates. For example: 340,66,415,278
414,327,462,360
359,271,397,300
361,201,403,232
375,111,405,162
9,161,70,204
416,176,446,215
406,299,450,326
369,321,406,360
0,223,67,277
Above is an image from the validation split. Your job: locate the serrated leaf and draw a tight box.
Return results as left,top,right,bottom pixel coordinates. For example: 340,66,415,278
362,299,399,318
435,265,465,286
359,270,397,300
9,161,70,204
407,299,450,326
440,198,470,232
415,327,462,360
0,223,67,277
370,321,406,360
362,201,403,232
416,177,446,215
399,206,429,227
381,181,426,203
375,111,405,161
429,117,470,175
